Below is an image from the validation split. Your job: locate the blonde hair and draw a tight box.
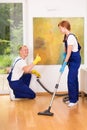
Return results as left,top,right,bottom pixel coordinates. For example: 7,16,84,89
19,45,28,51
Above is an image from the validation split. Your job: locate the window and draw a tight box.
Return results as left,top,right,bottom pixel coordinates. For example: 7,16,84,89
0,1,25,94
0,3,23,74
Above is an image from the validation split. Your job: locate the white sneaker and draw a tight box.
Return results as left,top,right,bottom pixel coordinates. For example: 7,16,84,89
11,97,21,101
9,88,15,100
68,102,78,107
9,88,21,101
65,100,70,104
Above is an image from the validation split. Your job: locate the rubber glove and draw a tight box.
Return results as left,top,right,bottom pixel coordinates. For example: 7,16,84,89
33,54,41,65
60,62,67,73
63,52,67,59
31,70,41,78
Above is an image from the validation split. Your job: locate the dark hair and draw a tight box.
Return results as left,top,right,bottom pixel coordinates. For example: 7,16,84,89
58,20,71,31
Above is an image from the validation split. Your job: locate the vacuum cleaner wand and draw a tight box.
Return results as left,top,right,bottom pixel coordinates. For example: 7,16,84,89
38,73,62,116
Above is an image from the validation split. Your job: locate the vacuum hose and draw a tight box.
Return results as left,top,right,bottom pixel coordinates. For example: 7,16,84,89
36,77,68,97
36,77,82,102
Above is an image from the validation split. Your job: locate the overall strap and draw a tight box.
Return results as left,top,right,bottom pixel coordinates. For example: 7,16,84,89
67,33,81,51
67,33,78,41
11,58,21,71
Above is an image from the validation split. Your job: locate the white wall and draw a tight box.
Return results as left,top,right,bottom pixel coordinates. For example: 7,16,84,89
0,0,86,93
25,0,87,92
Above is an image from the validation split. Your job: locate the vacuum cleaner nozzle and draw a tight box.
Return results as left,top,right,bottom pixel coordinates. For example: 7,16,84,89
37,73,62,117
38,109,54,116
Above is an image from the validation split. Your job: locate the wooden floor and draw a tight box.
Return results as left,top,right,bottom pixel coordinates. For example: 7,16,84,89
0,94,87,130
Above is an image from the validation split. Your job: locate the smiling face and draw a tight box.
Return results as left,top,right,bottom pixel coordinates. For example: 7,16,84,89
19,45,29,59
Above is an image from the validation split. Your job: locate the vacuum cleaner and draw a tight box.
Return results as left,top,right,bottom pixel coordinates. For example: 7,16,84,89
37,72,62,116
37,77,68,97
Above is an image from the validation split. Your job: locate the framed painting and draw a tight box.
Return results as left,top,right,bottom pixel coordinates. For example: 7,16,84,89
33,17,84,65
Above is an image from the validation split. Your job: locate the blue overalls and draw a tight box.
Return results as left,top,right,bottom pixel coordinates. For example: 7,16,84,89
7,59,36,99
64,34,81,103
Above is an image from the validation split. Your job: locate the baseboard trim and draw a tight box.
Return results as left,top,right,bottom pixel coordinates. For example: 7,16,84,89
36,91,68,96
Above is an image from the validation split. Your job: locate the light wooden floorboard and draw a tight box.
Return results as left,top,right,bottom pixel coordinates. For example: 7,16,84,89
0,95,87,130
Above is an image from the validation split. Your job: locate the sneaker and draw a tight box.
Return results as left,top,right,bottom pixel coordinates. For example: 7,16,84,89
11,97,21,101
9,88,15,100
68,102,78,107
65,100,70,104
9,88,21,101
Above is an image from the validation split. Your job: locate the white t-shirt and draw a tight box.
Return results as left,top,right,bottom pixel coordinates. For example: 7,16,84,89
67,35,78,52
11,57,27,81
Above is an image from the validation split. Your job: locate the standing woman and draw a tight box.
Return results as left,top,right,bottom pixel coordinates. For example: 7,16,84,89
58,20,81,107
